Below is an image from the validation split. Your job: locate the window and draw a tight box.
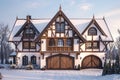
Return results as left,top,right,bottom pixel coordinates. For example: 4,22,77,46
30,42,36,49
93,42,99,48
56,23,61,32
66,39,72,46
22,55,28,66
88,27,97,35
49,38,55,46
86,42,92,49
56,22,65,33
31,56,36,64
23,42,29,49
58,39,64,46
24,28,35,39
61,23,65,32
23,42,36,49
86,41,99,49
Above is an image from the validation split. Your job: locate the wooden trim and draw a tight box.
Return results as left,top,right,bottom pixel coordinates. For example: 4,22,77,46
35,9,86,43
82,18,107,36
17,51,39,52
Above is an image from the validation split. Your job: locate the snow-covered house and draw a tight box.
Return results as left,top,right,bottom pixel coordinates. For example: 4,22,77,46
9,7,113,69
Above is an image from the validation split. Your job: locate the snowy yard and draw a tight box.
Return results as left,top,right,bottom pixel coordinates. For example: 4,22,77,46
0,69,120,80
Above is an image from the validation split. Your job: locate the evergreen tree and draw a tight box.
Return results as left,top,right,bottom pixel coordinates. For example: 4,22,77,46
102,59,107,76
107,61,112,74
111,62,115,74
114,55,120,74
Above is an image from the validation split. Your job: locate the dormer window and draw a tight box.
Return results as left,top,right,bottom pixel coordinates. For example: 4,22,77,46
88,27,97,35
25,28,33,34
24,28,35,39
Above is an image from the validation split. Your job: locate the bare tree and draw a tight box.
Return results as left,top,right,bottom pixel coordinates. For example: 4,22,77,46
0,23,12,64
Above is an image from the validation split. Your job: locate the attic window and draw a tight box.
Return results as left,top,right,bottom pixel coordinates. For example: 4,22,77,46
25,28,34,34
24,28,35,39
56,22,65,33
88,27,97,35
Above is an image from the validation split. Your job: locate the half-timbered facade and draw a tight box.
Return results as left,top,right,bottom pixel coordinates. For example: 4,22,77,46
9,7,113,69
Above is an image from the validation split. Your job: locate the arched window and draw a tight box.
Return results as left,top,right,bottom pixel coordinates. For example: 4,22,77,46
57,39,64,46
31,55,36,64
22,55,28,66
66,39,72,46
55,17,65,33
88,27,97,35
49,38,55,46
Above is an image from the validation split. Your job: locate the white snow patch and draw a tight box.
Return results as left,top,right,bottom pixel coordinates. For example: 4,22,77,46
0,69,120,80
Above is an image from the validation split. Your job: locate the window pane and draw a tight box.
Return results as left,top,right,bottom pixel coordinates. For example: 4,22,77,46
25,29,33,34
88,27,97,35
22,55,28,66
93,42,99,48
61,22,65,33
86,42,92,49
66,39,72,46
58,39,64,46
56,23,61,32
30,42,35,49
49,38,55,46
23,42,29,49
31,56,36,64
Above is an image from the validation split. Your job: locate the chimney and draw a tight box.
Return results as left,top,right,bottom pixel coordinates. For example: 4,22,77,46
26,15,31,20
26,15,31,23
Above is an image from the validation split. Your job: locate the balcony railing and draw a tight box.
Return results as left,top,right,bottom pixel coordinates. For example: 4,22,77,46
47,46,73,52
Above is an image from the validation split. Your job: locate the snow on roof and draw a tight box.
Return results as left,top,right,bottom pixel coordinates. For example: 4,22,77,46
9,19,26,41
9,19,50,41
9,17,113,42
96,19,113,41
70,18,113,41
31,19,50,33
70,19,91,34
10,52,16,56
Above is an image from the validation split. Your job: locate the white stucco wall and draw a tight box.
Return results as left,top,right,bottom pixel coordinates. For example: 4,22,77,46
17,52,40,68
74,39,79,51
41,39,46,51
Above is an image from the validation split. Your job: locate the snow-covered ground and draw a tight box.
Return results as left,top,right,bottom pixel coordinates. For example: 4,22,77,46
0,69,120,80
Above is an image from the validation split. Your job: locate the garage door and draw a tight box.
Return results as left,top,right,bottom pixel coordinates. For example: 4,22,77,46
46,54,74,70
82,55,102,69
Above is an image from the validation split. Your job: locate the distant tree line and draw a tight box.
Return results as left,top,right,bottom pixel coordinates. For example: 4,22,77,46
102,29,120,75
0,23,13,64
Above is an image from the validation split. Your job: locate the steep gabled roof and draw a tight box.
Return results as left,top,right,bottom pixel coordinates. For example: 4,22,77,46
70,18,113,42
14,21,40,37
81,18,107,36
9,17,50,42
35,9,86,42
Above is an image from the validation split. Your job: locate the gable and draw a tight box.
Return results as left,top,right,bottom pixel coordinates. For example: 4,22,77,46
14,21,39,37
82,18,107,36
35,9,86,42
9,18,50,42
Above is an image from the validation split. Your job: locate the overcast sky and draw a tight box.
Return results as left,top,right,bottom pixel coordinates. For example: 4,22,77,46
0,0,120,41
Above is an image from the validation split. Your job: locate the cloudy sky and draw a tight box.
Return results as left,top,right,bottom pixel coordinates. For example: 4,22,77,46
0,0,120,40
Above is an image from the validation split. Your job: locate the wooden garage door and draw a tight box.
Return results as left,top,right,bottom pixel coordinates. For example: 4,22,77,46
82,55,102,69
46,54,74,69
